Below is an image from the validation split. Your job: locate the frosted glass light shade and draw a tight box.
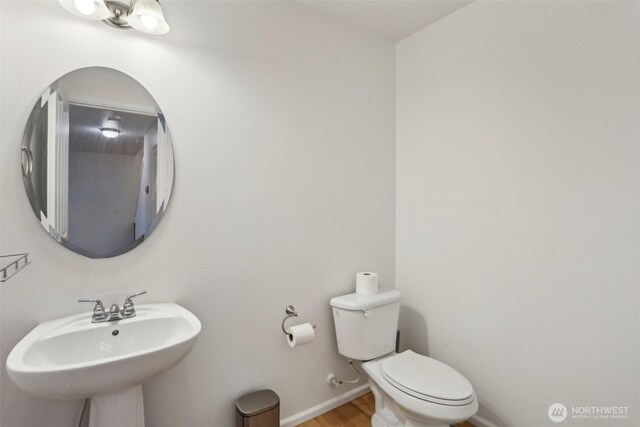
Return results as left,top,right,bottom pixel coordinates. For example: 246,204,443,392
58,0,111,20
100,117,121,139
129,0,170,35
100,128,120,139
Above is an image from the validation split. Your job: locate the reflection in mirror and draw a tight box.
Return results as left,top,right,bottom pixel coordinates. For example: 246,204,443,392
21,67,174,258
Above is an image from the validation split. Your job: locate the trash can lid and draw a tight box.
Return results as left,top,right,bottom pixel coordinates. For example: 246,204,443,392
236,389,279,417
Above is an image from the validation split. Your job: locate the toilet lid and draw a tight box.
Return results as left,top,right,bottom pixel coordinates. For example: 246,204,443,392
381,351,474,406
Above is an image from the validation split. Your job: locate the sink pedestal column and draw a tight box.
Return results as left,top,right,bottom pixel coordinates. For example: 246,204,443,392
89,385,145,427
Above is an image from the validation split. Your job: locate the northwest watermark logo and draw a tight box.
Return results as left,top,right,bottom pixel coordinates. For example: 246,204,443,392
548,403,630,422
548,403,567,422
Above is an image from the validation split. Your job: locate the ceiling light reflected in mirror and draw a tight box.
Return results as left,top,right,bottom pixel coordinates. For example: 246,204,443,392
100,116,122,139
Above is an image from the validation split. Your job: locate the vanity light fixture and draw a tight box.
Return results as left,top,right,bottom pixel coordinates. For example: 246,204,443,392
58,0,111,20
58,0,170,35
100,117,122,139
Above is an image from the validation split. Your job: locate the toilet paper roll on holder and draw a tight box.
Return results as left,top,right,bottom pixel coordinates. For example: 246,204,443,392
281,305,316,338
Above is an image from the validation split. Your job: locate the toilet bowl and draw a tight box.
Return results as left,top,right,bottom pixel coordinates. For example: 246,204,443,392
330,290,477,427
363,351,477,427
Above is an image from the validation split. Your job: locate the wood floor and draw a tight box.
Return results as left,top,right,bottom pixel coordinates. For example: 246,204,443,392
297,392,475,427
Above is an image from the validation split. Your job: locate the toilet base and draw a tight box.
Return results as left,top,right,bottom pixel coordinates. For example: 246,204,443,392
371,414,451,427
369,379,453,427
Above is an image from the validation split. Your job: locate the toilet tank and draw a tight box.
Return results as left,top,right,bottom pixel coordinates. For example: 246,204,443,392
330,289,401,361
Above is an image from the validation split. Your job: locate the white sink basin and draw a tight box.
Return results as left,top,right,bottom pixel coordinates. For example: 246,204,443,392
6,303,201,426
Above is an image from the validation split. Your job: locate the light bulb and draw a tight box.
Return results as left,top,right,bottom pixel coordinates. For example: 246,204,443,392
100,117,121,139
59,0,110,20
140,14,159,30
129,0,170,35
101,129,120,139
74,0,96,16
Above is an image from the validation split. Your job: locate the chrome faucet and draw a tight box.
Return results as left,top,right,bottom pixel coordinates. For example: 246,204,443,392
78,291,147,323
108,303,121,320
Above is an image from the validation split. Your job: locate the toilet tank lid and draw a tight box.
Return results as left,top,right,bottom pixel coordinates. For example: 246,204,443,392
330,289,401,311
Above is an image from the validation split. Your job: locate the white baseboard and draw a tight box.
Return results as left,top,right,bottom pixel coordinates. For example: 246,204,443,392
280,384,370,427
471,414,499,427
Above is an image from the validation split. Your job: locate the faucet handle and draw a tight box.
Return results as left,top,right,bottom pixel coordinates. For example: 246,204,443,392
124,290,147,303
122,291,147,316
78,298,104,309
78,299,107,321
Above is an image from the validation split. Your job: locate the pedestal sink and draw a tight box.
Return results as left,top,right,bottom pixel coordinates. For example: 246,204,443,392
6,303,201,427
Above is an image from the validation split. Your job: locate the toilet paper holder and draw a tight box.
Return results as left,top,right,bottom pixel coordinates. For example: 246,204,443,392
281,305,316,338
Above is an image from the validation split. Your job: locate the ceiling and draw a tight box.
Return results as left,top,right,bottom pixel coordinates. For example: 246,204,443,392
69,104,157,156
300,0,473,42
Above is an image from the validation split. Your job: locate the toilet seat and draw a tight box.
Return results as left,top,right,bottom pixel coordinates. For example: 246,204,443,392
363,351,478,425
381,351,474,406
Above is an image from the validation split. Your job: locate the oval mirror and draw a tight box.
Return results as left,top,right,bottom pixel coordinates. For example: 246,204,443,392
21,67,174,258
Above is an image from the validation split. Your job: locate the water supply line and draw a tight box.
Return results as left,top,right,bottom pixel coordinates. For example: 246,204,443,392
327,359,362,387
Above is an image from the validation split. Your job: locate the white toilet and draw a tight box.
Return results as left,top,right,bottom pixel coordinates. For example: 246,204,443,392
330,289,478,427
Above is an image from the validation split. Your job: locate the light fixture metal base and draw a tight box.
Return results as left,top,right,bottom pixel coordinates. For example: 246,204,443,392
103,0,132,29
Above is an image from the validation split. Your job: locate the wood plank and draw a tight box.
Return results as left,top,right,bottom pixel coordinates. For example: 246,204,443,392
297,392,476,427
297,399,371,427
350,392,375,418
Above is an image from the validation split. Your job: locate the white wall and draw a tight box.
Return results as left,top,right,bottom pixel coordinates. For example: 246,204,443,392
0,2,395,426
396,2,639,426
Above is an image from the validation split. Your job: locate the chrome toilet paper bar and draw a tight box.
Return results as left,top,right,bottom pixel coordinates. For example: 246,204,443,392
281,305,316,338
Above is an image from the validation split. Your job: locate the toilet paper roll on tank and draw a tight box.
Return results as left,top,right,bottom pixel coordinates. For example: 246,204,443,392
356,272,379,295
